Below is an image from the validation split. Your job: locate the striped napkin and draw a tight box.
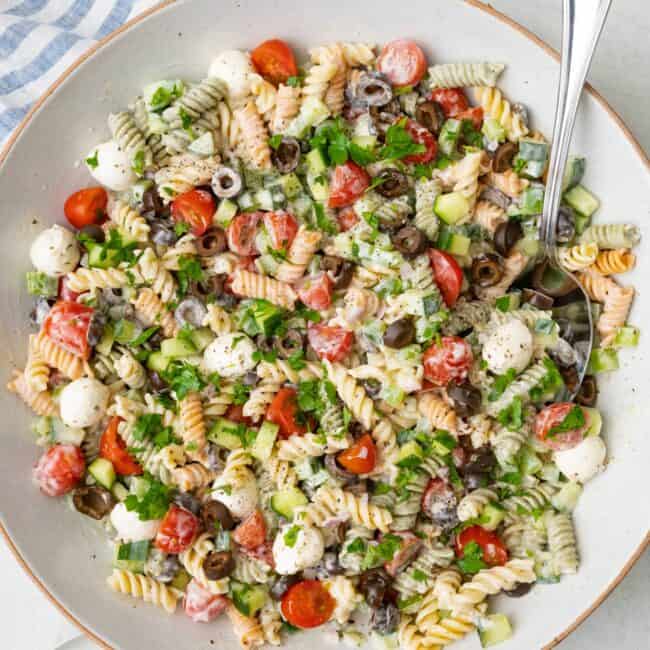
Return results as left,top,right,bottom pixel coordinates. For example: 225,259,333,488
0,0,160,146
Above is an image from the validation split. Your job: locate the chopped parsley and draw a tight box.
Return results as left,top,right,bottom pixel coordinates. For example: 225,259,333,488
283,525,301,548
268,134,283,150
132,150,145,176
85,150,99,169
132,413,178,449
174,220,191,237
124,474,170,521
232,381,252,406
313,202,337,235
309,117,376,167
294,304,321,323
488,369,518,402
82,228,138,268
379,118,425,162
176,255,204,296
286,75,303,88
287,349,306,370
162,360,205,400
252,349,278,363
548,405,585,438
413,162,435,179
361,534,402,570
457,540,487,575
129,326,159,347
345,537,367,554
495,296,511,312
497,396,524,431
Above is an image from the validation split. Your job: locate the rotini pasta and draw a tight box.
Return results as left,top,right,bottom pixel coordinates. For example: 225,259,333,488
428,62,505,88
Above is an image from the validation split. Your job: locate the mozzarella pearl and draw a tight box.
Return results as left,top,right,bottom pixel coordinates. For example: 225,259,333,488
59,378,110,428
202,333,257,378
553,435,607,483
110,503,161,542
207,50,256,101
212,467,258,519
483,319,534,375
86,140,136,191
273,524,325,575
29,225,80,277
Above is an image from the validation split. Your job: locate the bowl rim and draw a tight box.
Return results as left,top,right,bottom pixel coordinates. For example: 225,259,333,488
0,1,648,648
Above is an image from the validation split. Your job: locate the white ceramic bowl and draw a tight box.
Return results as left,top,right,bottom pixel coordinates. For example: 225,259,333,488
0,1,648,649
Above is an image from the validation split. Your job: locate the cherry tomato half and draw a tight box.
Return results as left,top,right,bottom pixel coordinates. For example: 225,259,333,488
337,434,377,475
456,525,508,567
33,444,85,497
42,300,94,359
266,387,307,439
336,206,359,231
281,580,336,629
184,579,228,623
423,336,473,387
171,189,216,236
99,416,143,476
64,187,108,229
58,276,80,302
377,39,427,88
232,510,267,550
155,504,200,554
263,210,298,250
429,88,469,118
307,323,353,362
402,118,437,164
428,249,464,307
297,273,334,310
227,212,262,256
251,39,298,85
535,402,589,452
328,161,370,208
456,106,484,130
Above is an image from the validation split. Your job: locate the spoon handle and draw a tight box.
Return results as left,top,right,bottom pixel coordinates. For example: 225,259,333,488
541,0,612,257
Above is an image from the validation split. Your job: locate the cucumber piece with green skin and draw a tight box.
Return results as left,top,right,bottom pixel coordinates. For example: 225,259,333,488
215,198,238,227
147,351,171,374
189,327,215,352
160,337,197,358
446,233,471,256
26,271,58,297
564,184,600,217
306,148,328,175
480,503,505,532
112,482,129,502
115,540,150,574
230,581,268,617
573,212,591,236
244,167,265,191
285,97,330,138
515,139,549,179
438,119,462,157
88,458,116,489
478,614,513,647
95,323,115,356
519,447,543,475
130,476,150,499
551,481,583,513
171,569,191,591
351,134,377,149
587,347,619,373
434,192,469,224
208,417,244,450
278,173,303,199
481,118,506,144
614,325,640,348
254,188,275,211
32,416,52,440
396,440,424,467
562,156,586,191
270,487,308,518
583,407,602,437
515,186,545,216
113,319,140,345
251,421,279,462
290,193,315,220
88,245,121,269
237,191,258,211
51,419,85,446
307,172,330,201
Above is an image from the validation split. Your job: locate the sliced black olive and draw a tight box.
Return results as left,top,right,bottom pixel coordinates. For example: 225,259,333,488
270,574,300,600
383,318,415,349
255,334,275,355
421,479,459,530
356,73,393,106
479,185,511,211
273,330,304,358
358,569,391,608
494,220,523,256
576,375,598,407
415,100,445,135
149,552,181,583
73,486,115,520
173,492,202,516
271,136,301,173
463,472,489,491
556,205,576,243
362,378,382,398
492,142,518,173
471,254,504,288
175,296,208,327
148,371,167,392
203,550,235,580
371,602,400,634
375,169,409,198
504,582,534,598
142,187,165,214
150,222,177,247
391,226,427,257
464,447,497,475
79,224,105,246
522,288,554,310
243,371,259,387
532,260,577,297
191,274,226,301
211,166,242,198
196,227,227,256
447,383,482,417
322,256,355,290
559,364,579,394
87,313,106,347
201,500,235,531
321,551,343,575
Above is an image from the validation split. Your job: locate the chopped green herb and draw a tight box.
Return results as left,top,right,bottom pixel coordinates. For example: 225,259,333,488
132,150,145,176
232,381,252,406
283,525,301,548
132,413,178,449
500,471,522,486
413,162,435,179
176,255,204,296
497,396,524,431
548,405,585,437
174,221,191,237
287,349,306,370
379,118,425,162
457,540,487,575
286,75,303,88
268,134,283,150
349,142,377,166
252,349,278,363
488,368,517,402
361,534,402,570
124,474,170,521
314,202,337,235
129,326,160,347
162,360,205,400
397,595,423,611
345,537,367,554
495,296,511,312
85,150,99,169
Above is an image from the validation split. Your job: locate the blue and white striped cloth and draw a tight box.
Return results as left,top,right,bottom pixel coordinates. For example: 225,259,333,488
0,0,159,146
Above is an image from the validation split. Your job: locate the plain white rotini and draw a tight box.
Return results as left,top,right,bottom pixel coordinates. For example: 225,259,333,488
109,200,150,242
108,110,151,166
414,177,442,240
546,511,579,575
417,392,458,433
580,223,640,249
271,84,301,134
114,351,146,389
277,432,349,461
33,331,85,380
65,266,134,293
427,62,505,88
154,154,220,200
137,247,177,302
179,391,207,460
457,488,498,522
25,334,49,393
558,243,599,272
310,486,393,532
324,361,376,430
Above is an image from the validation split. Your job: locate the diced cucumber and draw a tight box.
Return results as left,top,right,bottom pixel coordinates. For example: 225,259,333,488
189,327,215,352
551,481,583,513
171,569,191,591
32,416,53,441
481,118,506,144
447,233,471,256
290,193,315,220
307,172,329,201
269,184,287,209
95,322,115,356
438,119,462,157
188,131,216,156
112,482,129,502
587,347,619,373
573,212,591,236
270,487,308,518
480,503,505,532
208,417,244,450
88,245,120,269
434,192,469,224
278,173,303,199
351,134,377,149
251,299,284,336
514,234,541,258
147,351,171,374
230,581,268,617
517,186,545,215
583,407,602,437
215,198,238,227
113,319,140,344
26,271,58,297
478,614,512,648
243,167,265,191
396,441,423,467
52,419,85,446
130,476,151,499
251,421,279,462
285,97,330,138
254,188,275,211
160,337,197,358
519,446,543,475
113,541,149,574
564,184,600,217
306,147,328,175
562,156,586,191
237,191,258,211
515,139,549,179
614,325,639,348
88,458,116,489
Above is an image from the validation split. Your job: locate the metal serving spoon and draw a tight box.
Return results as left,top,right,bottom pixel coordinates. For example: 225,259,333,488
537,0,612,396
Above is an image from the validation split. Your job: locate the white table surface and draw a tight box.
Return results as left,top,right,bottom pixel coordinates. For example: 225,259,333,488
1,1,648,648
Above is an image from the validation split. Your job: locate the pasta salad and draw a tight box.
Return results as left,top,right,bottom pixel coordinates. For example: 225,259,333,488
8,37,641,649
